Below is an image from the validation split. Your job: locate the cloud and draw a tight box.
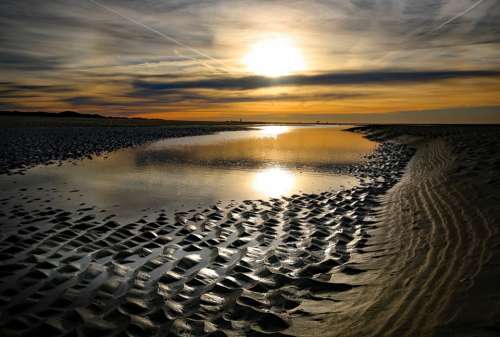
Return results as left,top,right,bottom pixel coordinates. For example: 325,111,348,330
63,96,117,106
433,0,486,31
0,82,75,98
131,90,367,105
133,70,500,92
2,0,499,76
1,0,499,121
0,51,63,71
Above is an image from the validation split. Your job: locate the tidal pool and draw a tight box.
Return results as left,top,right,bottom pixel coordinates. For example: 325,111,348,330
0,125,376,219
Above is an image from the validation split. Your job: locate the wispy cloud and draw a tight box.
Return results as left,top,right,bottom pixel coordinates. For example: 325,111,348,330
433,0,486,31
86,0,229,73
0,0,499,121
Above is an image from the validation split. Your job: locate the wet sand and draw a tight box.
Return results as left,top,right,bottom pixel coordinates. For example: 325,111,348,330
0,115,246,175
1,124,500,336
0,122,413,336
289,125,500,336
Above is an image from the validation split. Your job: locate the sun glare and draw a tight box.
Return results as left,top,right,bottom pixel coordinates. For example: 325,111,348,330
243,37,306,77
252,167,295,198
258,125,290,138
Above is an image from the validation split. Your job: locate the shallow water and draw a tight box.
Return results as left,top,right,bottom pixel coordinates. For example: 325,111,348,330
0,125,376,219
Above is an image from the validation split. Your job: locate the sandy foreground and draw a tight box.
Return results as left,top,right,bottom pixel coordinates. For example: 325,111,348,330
289,125,500,337
0,124,499,336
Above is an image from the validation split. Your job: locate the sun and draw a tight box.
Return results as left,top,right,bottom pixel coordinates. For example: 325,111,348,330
243,36,306,77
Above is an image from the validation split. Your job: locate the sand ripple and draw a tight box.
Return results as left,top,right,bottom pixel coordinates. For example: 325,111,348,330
0,142,414,336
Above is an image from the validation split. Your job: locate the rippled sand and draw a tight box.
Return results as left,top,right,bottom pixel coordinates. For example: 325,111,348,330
289,125,500,337
0,138,413,336
2,125,499,337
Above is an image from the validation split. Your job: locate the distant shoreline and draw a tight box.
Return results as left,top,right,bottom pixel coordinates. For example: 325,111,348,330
0,110,106,119
2,111,499,126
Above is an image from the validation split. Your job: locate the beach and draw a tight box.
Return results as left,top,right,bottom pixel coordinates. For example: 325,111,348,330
0,115,248,175
290,125,500,336
1,121,500,337
3,0,499,335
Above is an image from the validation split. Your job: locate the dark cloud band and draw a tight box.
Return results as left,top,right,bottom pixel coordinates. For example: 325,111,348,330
133,70,500,92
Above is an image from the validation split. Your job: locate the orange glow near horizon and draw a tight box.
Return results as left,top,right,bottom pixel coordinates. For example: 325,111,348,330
2,1,500,123
130,77,500,122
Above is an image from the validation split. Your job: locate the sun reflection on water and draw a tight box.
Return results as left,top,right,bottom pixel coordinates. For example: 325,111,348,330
252,167,295,198
258,125,290,138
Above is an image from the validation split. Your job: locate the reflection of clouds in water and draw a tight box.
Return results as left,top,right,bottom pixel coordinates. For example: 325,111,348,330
252,167,295,198
144,130,259,149
0,127,362,216
145,126,294,150
138,126,376,169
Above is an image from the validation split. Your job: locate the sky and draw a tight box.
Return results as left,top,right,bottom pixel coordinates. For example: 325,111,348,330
1,0,500,123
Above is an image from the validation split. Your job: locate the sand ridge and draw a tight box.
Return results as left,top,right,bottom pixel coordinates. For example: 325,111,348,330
287,125,500,337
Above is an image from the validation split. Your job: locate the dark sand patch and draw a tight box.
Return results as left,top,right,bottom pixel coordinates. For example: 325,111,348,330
0,116,247,175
